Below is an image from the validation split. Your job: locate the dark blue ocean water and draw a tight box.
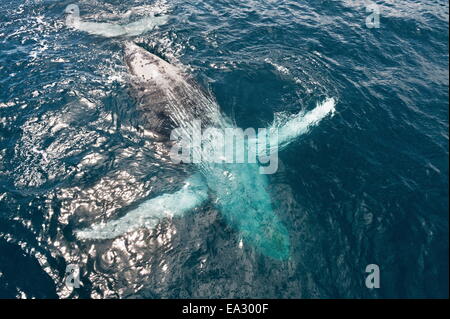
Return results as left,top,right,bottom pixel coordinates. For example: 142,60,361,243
0,0,448,298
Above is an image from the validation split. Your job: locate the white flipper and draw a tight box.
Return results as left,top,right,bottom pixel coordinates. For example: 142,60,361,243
64,4,169,38
277,97,336,147
264,97,336,153
75,174,208,239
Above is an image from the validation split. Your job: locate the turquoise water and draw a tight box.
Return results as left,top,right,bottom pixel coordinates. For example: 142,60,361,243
0,0,448,298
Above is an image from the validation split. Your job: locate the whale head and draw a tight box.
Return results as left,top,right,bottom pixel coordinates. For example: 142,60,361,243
124,42,183,88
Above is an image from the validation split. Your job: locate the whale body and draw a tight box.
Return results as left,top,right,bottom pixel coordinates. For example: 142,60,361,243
76,42,336,260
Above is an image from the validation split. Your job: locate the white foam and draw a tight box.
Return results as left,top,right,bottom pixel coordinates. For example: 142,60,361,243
265,58,290,75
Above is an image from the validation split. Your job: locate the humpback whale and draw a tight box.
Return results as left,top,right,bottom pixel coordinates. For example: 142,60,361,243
75,42,336,260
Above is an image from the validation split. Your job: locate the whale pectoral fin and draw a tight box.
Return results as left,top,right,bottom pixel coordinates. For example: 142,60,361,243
264,97,336,152
123,15,169,36
75,173,209,240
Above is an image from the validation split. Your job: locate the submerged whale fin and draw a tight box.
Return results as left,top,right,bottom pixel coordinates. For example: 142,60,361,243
64,4,169,38
75,174,208,240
